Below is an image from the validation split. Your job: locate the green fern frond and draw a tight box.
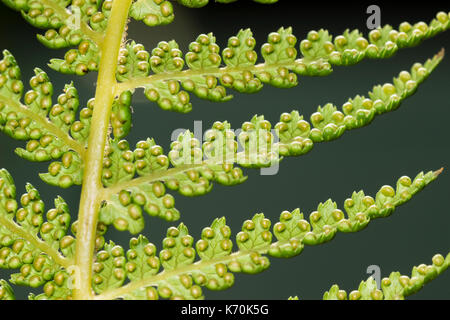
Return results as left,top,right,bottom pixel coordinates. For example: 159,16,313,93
48,39,100,75
323,253,450,300
99,138,181,234
110,91,133,140
1,0,448,301
99,181,180,234
3,0,105,74
98,53,442,234
28,270,73,299
3,0,74,29
92,241,127,294
0,169,74,291
0,167,108,300
91,169,441,300
3,0,270,77
115,11,450,113
276,50,443,154
0,50,89,188
117,42,152,82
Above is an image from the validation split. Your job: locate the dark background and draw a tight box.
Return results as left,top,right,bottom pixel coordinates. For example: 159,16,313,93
0,0,449,300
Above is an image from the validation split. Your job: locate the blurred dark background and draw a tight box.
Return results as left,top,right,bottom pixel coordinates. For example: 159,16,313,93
0,0,449,300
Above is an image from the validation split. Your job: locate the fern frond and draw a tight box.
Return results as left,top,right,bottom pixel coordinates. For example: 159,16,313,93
0,50,89,188
110,91,133,139
48,39,101,75
99,138,181,234
276,50,443,155
92,169,441,299
323,253,450,300
2,0,108,75
98,53,442,234
117,42,152,82
0,169,74,291
115,11,450,112
92,241,127,294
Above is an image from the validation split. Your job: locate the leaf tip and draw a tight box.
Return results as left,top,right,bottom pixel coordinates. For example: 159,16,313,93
434,167,444,177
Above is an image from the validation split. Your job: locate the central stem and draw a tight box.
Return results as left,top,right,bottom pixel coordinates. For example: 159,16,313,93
73,0,132,300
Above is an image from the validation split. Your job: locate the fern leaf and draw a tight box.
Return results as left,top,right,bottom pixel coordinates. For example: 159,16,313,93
126,235,160,280
92,241,127,294
116,11,450,112
39,151,84,187
0,169,74,292
110,91,133,139
4,0,70,29
121,235,160,299
99,138,180,234
30,218,107,300
129,0,174,27
99,182,180,234
117,42,151,82
323,253,450,300
2,0,106,75
94,169,441,299
99,53,442,234
274,50,442,154
48,40,100,75
102,139,137,186
0,51,89,188
99,125,247,233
